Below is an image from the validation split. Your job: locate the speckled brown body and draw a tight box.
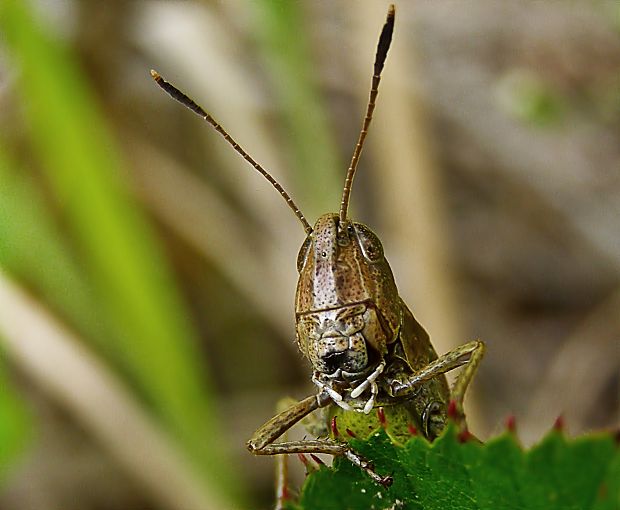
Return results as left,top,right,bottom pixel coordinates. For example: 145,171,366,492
296,215,397,371
294,213,451,438
151,3,486,491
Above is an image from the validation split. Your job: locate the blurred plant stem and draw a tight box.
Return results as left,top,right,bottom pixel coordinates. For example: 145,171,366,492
0,148,109,346
0,0,240,504
128,138,294,338
523,288,620,444
0,271,239,510
253,0,343,219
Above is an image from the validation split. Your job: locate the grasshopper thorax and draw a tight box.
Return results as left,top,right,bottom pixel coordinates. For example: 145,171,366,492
294,213,402,379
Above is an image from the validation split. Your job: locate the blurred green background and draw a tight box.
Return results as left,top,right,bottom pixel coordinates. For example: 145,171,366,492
0,1,618,509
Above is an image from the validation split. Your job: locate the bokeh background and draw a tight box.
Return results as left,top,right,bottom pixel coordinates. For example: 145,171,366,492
0,1,618,509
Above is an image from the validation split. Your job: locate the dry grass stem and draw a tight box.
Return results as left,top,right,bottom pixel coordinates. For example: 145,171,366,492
0,270,240,510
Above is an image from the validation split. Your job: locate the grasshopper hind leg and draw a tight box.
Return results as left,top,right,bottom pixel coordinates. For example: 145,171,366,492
449,340,486,423
247,393,392,492
390,340,486,431
450,340,485,412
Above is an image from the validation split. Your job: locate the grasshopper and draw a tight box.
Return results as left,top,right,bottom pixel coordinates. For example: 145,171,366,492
152,3,484,495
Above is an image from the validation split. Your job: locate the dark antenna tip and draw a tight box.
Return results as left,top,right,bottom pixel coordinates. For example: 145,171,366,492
339,5,396,225
150,69,313,235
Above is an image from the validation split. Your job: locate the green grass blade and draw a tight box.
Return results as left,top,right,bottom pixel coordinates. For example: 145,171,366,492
0,0,238,500
0,148,108,345
0,360,29,483
254,0,343,217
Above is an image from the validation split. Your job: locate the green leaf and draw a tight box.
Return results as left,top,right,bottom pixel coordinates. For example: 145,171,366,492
0,0,240,502
290,425,620,510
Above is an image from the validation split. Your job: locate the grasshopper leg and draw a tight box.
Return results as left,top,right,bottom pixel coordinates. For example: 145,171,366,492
389,340,485,424
449,340,486,413
252,440,391,486
247,393,392,487
247,394,327,453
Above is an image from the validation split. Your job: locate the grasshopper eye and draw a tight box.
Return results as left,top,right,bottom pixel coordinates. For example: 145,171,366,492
296,236,312,272
353,223,384,262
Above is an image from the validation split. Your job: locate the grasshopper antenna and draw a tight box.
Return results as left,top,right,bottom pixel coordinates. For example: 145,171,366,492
150,69,313,235
339,4,395,226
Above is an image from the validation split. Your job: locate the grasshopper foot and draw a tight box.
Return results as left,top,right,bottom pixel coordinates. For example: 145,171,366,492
344,448,392,487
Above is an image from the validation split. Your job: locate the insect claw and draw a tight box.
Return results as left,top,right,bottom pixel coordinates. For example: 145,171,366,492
407,423,418,436
380,475,394,487
346,428,357,438
553,415,565,432
349,454,391,488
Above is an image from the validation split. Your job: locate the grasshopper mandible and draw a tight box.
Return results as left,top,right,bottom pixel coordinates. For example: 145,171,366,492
151,4,484,490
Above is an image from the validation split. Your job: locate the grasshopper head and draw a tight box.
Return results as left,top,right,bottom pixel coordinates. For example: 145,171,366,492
294,213,401,376
295,213,386,309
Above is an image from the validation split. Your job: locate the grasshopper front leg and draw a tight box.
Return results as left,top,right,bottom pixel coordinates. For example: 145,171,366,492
389,340,486,425
246,392,392,486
